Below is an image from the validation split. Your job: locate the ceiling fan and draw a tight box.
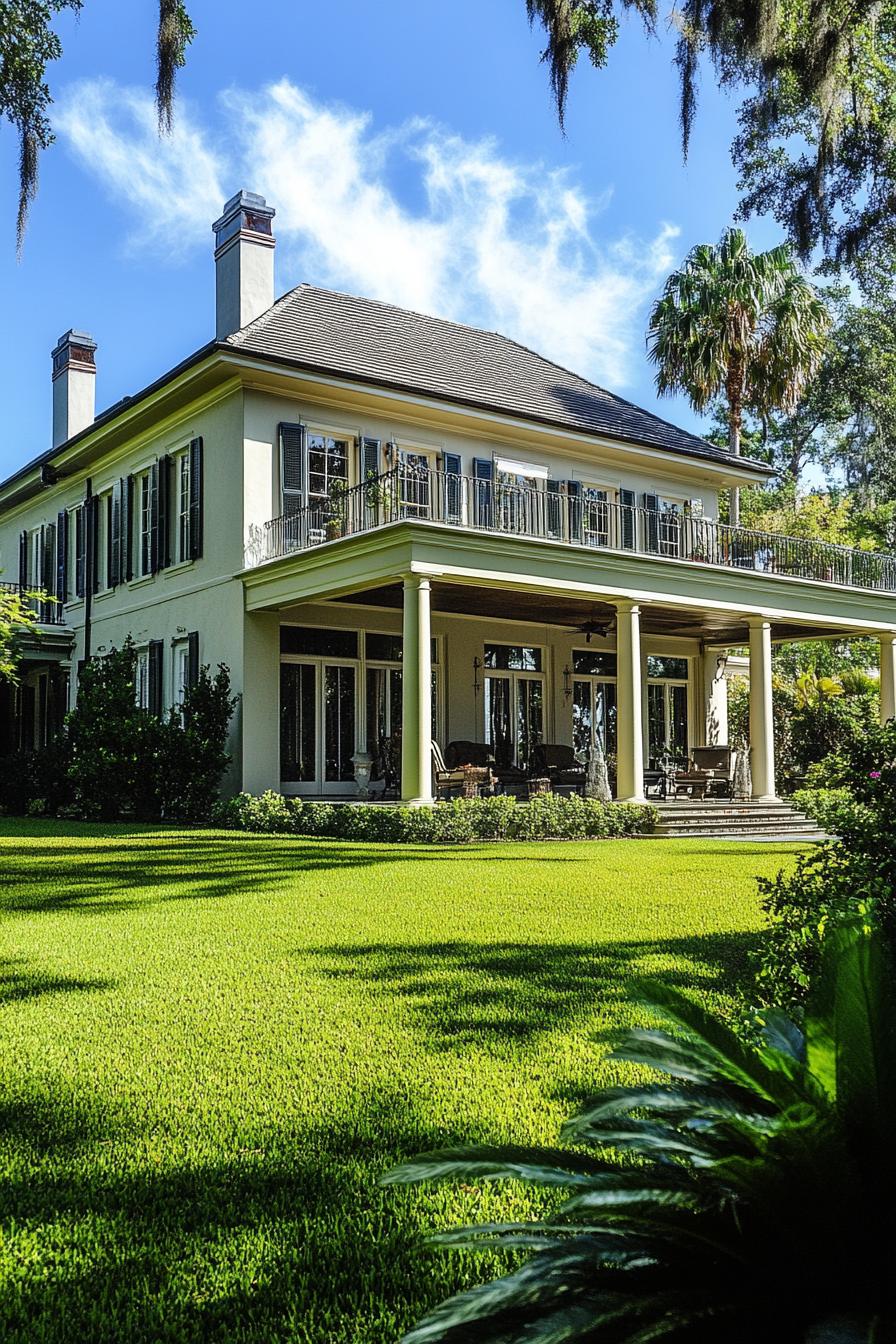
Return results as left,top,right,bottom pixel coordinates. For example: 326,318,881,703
568,612,615,643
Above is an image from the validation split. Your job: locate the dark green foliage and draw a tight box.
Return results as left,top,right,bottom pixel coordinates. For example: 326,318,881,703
149,665,237,820
385,923,896,1343
1,0,194,250
64,638,235,821
528,1,896,281
66,639,149,820
212,789,655,843
0,738,72,815
755,721,896,1006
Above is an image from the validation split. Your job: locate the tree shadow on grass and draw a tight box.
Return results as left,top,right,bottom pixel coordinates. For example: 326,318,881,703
0,1083,489,1344
0,958,113,1006
0,830,468,914
303,929,761,1057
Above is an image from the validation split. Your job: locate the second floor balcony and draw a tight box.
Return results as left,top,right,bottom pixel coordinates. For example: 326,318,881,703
250,466,896,595
0,581,65,626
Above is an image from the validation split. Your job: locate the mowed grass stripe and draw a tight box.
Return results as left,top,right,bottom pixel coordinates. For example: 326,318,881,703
0,820,801,1342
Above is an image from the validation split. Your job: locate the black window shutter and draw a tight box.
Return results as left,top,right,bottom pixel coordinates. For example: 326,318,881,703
279,424,304,517
148,640,164,718
442,451,462,522
620,488,636,550
472,457,493,527
148,462,160,574
74,508,85,597
18,530,28,590
187,631,200,689
157,454,172,570
42,523,55,618
643,491,660,553
124,476,135,581
566,480,582,541
109,483,122,588
87,495,100,594
56,510,68,603
188,437,204,559
360,436,380,481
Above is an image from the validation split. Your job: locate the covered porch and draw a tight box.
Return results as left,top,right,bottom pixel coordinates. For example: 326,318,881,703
239,522,896,806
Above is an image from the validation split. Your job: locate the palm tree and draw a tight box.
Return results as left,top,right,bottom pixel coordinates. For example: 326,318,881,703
647,229,830,527
384,923,896,1342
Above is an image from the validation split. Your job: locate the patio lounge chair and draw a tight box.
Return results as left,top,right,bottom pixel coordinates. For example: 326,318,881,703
446,740,523,793
531,743,586,792
434,742,496,799
672,745,735,799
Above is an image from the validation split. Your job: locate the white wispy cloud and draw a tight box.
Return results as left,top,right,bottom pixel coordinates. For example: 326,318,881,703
54,77,677,386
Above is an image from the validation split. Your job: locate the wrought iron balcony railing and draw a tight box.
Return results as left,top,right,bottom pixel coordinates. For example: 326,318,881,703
249,467,896,594
0,580,65,625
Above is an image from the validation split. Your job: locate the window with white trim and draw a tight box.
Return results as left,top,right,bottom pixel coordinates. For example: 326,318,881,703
173,642,190,706
307,433,349,508
135,649,150,710
176,450,191,563
137,471,153,577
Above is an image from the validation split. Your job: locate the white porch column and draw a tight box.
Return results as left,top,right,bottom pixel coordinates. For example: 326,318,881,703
241,610,281,795
748,618,776,801
880,634,896,724
614,600,645,803
401,575,434,805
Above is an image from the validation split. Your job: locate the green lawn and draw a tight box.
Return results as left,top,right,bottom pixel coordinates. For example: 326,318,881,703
0,820,802,1343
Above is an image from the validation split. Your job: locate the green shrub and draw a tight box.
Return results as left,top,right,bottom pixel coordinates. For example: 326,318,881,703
791,786,866,835
65,639,236,821
210,790,656,843
755,721,896,1007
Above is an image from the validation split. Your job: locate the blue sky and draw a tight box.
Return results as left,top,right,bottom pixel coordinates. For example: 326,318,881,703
0,0,785,479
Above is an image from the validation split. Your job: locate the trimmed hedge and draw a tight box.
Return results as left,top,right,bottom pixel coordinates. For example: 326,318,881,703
211,791,657,843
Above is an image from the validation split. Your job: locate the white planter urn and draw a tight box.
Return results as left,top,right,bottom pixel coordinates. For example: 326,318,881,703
352,750,374,801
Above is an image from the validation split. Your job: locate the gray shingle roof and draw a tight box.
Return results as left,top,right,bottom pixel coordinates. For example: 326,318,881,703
227,284,770,475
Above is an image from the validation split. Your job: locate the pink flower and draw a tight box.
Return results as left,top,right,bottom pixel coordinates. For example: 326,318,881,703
870,770,882,779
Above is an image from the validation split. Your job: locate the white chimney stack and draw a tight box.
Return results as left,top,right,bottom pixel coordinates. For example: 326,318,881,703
212,190,276,340
51,330,97,448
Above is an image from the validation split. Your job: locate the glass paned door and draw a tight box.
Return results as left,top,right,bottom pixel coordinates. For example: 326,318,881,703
516,677,544,768
324,665,356,782
647,677,689,766
281,663,317,782
573,679,617,758
484,675,513,767
281,659,357,792
366,665,402,776
485,671,544,769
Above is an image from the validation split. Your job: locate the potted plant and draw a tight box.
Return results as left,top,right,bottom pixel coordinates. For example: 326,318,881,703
325,480,347,540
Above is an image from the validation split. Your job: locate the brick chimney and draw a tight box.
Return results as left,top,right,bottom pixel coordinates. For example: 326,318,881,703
212,190,276,340
52,330,97,448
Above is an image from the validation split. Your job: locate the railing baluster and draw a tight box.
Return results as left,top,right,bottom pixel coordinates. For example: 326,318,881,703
252,464,896,593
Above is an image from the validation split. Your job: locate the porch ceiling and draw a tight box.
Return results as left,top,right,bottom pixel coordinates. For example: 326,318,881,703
331,581,846,645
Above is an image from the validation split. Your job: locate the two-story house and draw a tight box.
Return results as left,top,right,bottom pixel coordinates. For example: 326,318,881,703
3,189,896,807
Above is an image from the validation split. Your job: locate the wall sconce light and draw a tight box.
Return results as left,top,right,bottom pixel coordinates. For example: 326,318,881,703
562,664,572,701
472,656,482,696
176,625,187,635
715,653,729,678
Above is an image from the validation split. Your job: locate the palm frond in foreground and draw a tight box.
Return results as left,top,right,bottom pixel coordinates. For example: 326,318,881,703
383,925,896,1342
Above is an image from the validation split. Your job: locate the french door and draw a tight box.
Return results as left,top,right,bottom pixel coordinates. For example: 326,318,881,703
280,659,357,794
484,672,544,769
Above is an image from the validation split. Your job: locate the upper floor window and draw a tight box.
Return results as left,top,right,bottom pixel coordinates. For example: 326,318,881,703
307,433,349,508
137,470,154,577
176,450,191,563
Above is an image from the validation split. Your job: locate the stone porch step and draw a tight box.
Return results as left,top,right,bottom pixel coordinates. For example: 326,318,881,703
651,799,828,842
